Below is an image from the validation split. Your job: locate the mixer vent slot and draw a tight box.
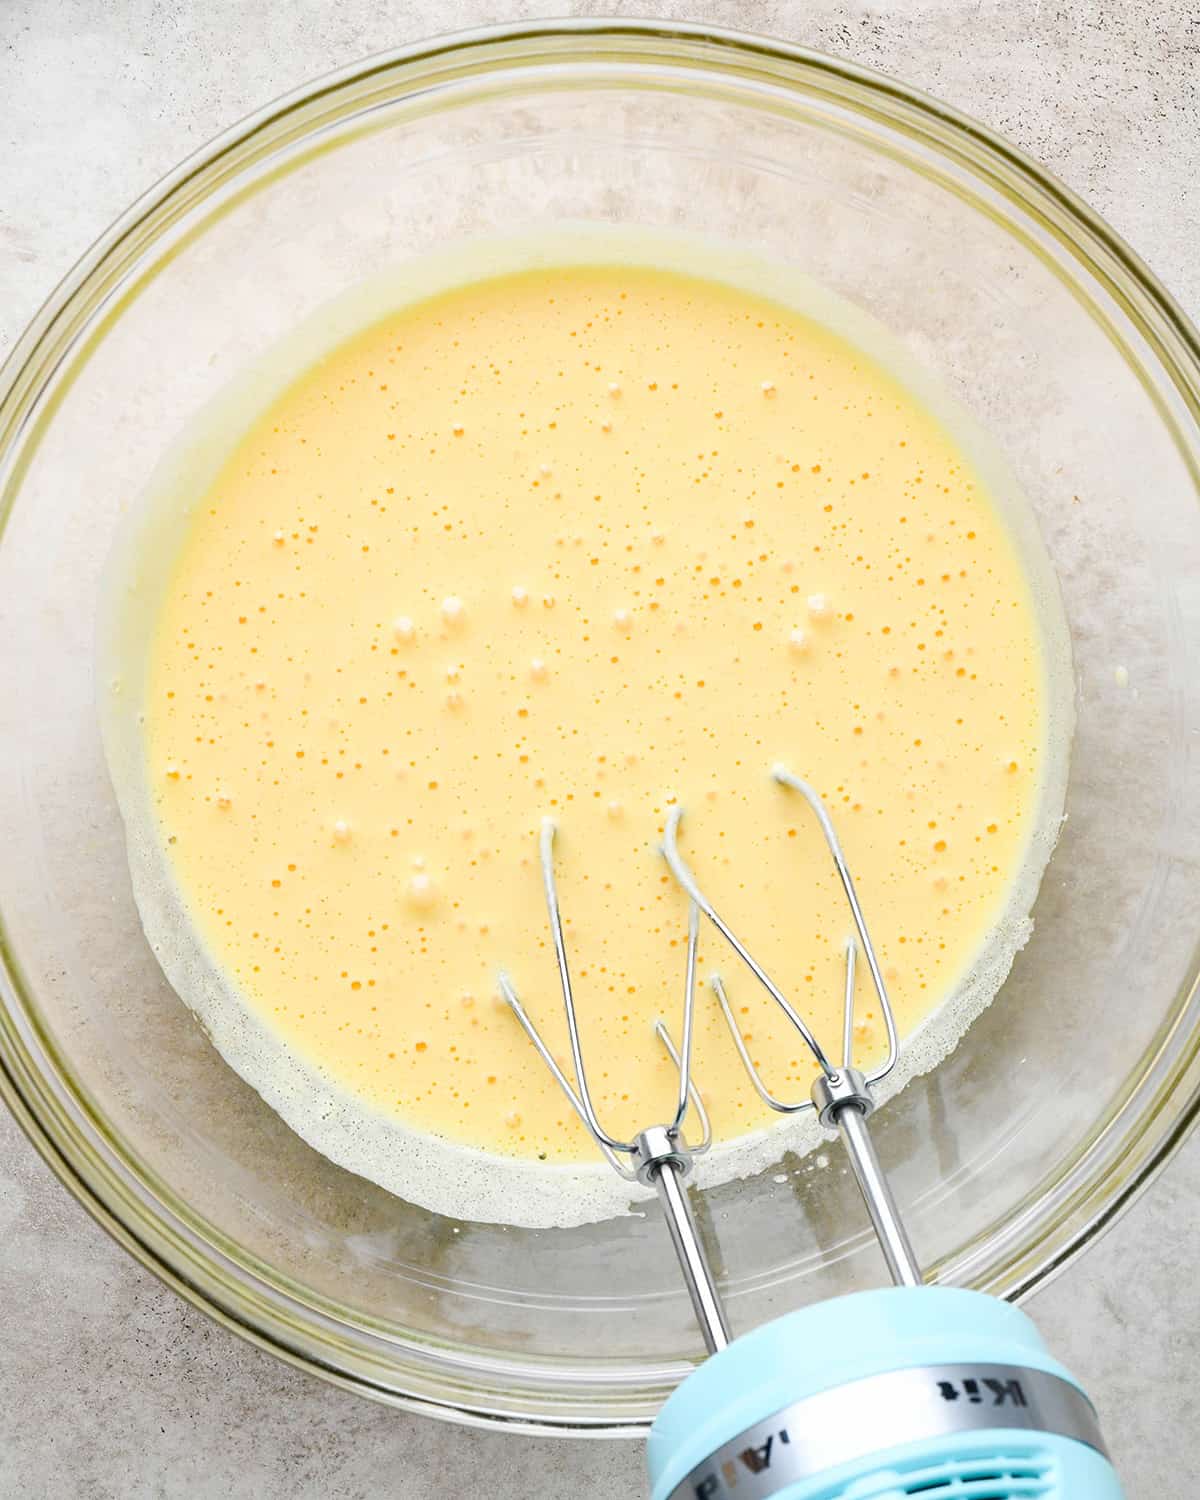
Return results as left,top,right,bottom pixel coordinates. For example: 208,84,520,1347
815,1444,1055,1500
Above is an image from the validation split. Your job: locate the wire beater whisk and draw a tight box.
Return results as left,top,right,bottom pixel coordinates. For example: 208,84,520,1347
501,763,923,1361
662,763,920,1287
499,817,728,1350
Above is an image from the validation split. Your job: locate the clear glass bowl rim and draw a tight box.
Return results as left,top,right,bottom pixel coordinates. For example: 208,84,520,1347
1,16,1199,1435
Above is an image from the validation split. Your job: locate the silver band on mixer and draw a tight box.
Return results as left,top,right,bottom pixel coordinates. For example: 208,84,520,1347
665,1363,1109,1500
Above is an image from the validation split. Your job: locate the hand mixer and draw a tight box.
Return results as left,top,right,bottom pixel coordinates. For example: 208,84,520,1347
501,765,1126,1500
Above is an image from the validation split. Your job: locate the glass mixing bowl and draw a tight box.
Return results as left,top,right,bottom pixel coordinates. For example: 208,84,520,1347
1,20,1199,1434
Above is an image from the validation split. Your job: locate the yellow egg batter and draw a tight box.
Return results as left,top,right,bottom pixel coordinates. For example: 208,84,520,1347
129,256,1053,1173
100,234,1070,1224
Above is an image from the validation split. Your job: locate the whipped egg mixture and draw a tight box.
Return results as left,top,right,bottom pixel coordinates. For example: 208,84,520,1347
101,236,1069,1226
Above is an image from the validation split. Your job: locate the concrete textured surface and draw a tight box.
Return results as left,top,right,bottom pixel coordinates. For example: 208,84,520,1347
2,2,1198,1496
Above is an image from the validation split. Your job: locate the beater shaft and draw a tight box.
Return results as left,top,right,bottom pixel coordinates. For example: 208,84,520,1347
638,1134,731,1354
836,1104,921,1287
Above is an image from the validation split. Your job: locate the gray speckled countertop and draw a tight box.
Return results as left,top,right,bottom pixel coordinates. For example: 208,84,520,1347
2,3,1198,1496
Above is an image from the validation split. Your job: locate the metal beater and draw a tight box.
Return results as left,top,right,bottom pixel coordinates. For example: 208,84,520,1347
499,816,730,1350
500,764,1122,1499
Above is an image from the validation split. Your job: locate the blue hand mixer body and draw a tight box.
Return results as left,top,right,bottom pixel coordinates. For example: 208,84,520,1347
648,1287,1119,1499
501,767,1125,1500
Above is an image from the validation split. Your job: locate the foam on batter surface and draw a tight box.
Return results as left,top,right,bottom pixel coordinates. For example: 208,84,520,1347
99,231,1071,1227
